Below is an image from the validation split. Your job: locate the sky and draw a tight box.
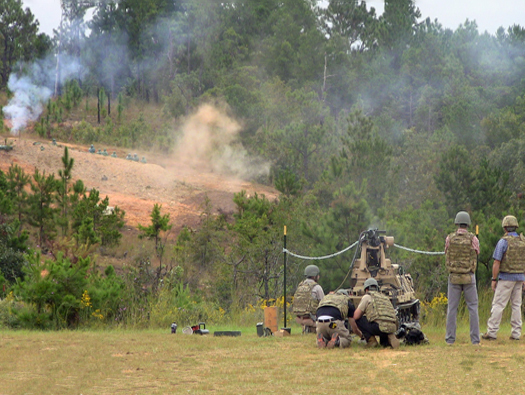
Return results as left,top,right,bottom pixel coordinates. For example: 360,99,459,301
22,0,525,37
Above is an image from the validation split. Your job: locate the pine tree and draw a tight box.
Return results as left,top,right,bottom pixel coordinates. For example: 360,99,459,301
27,169,58,247
138,203,172,261
57,146,74,236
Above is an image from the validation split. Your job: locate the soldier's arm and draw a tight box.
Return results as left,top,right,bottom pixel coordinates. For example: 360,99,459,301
492,260,501,280
349,317,362,337
492,260,501,291
472,235,480,255
312,285,325,301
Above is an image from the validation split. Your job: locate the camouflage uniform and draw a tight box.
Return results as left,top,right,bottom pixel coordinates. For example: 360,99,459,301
293,278,324,333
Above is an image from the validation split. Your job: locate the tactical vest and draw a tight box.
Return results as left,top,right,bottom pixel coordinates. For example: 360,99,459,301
318,294,349,319
445,231,477,274
293,280,319,316
365,291,397,333
500,234,525,273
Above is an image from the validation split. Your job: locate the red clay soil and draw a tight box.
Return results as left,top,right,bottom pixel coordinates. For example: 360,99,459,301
0,136,279,234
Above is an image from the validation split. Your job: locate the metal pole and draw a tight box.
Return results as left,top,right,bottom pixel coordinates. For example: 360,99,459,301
475,224,479,289
283,225,287,329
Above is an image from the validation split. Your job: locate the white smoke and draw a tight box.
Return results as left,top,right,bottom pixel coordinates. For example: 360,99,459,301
4,55,84,134
4,74,52,133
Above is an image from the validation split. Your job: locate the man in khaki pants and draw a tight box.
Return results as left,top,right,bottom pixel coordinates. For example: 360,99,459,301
315,289,357,349
483,215,525,341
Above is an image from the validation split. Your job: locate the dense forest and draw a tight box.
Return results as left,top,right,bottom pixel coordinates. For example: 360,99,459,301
1,0,525,329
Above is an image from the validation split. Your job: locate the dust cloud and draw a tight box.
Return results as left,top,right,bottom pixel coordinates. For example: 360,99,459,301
174,104,270,180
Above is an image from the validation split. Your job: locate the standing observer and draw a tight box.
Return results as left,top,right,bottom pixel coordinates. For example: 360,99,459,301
444,211,480,345
483,215,525,341
292,265,325,334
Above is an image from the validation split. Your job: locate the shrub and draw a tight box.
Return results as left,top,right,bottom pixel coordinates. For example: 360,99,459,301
13,252,90,328
420,292,448,327
149,281,226,329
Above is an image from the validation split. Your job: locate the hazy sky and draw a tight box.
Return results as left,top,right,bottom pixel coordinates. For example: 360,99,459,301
22,0,525,37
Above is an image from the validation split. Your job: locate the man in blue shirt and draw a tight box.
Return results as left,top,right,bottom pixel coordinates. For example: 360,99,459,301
482,215,525,341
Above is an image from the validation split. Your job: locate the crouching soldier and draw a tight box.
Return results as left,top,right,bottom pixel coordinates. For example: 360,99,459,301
316,289,357,349
293,265,324,334
353,278,399,348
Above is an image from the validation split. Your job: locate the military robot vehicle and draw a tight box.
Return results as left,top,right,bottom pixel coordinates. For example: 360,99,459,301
347,229,420,325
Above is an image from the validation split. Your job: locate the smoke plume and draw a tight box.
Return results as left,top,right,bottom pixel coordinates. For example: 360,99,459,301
4,55,84,135
175,104,270,180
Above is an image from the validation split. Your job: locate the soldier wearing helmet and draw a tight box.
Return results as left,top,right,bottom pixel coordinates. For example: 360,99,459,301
444,211,480,345
292,265,325,334
315,289,357,349
353,278,399,348
482,215,525,341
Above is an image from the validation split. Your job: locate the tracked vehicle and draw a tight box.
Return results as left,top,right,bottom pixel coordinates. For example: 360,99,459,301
347,229,420,325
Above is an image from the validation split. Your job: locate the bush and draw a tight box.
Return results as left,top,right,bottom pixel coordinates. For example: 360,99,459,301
149,281,226,329
420,292,448,327
12,252,90,328
0,292,25,329
72,120,99,144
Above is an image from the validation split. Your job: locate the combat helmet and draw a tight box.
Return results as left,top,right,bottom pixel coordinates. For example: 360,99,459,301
502,215,519,229
336,289,349,296
304,264,320,277
454,211,471,226
364,278,379,291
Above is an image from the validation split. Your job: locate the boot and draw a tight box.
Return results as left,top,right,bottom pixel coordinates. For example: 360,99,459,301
327,333,340,349
317,332,327,348
366,336,379,348
388,333,400,349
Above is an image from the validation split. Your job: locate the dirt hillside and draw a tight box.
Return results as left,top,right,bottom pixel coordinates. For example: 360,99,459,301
0,136,279,234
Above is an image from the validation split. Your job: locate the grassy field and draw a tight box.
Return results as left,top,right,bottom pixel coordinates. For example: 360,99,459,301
1,323,525,395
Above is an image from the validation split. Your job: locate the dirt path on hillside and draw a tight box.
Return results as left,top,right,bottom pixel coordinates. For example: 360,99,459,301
0,136,278,233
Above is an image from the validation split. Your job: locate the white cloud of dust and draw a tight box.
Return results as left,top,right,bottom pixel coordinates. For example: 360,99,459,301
175,104,270,180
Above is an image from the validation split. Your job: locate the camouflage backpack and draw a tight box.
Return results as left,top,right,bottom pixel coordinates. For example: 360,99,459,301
365,291,397,333
446,231,476,274
293,280,319,316
501,234,525,273
318,293,349,319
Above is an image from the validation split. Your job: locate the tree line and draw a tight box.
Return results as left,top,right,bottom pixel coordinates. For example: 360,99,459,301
0,0,525,319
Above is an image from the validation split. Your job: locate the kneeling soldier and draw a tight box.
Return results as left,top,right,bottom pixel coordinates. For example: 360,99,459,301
354,278,399,348
293,265,324,334
316,289,356,349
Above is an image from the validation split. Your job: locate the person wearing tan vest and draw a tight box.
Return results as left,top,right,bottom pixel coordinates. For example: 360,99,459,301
482,215,525,341
293,265,325,334
445,211,480,345
353,278,399,348
315,289,357,349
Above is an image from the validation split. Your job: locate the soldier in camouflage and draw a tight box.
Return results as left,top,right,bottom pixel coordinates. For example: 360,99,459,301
445,211,480,345
292,265,324,334
353,278,399,348
483,215,525,341
315,289,357,349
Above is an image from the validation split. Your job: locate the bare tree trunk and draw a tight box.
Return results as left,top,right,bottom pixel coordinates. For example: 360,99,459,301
55,44,62,97
187,20,191,75
97,87,101,124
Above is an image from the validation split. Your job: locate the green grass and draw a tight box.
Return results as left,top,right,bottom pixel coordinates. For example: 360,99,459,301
1,322,525,395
